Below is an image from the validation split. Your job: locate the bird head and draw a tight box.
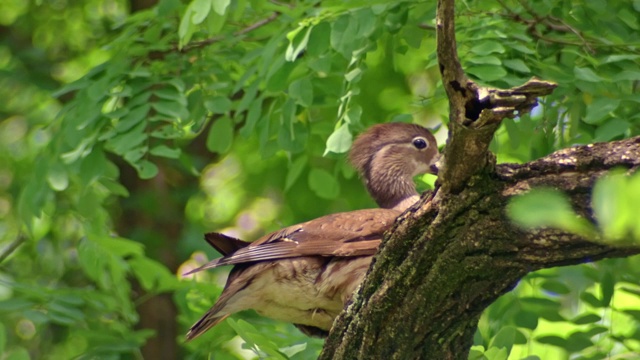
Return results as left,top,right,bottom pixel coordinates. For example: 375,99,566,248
349,123,440,209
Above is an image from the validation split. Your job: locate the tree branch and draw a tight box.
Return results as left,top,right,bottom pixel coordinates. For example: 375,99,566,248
179,12,280,53
0,235,26,265
435,0,556,194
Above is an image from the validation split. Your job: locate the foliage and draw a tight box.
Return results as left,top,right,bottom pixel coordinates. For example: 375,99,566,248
0,0,639,359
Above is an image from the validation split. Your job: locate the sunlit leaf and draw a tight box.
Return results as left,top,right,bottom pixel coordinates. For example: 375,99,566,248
324,123,353,155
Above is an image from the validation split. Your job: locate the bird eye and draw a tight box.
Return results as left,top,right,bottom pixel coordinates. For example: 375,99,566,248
412,137,428,149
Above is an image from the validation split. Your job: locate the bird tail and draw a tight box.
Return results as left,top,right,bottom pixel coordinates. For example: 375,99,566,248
186,313,230,341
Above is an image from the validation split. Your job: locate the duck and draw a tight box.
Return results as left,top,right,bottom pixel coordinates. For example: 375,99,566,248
184,122,440,340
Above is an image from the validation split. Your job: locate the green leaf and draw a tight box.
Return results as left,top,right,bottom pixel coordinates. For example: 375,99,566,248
612,70,640,82
190,0,212,24
240,98,262,138
583,98,620,125
116,104,150,133
507,188,596,237
466,65,507,82
503,59,531,73
100,178,130,197
466,56,502,66
331,15,355,58
151,125,185,139
483,346,508,360
152,100,189,119
565,332,593,352
488,325,516,354
285,26,312,62
130,256,178,291
94,236,144,257
470,42,505,56
289,78,313,107
125,147,146,163
278,121,308,154
571,313,601,325
179,8,196,45
307,22,330,56
344,68,363,82
150,145,181,159
285,155,308,191
468,346,485,360
105,122,147,155
540,280,571,295
5,347,30,360
600,271,615,307
324,123,353,155
227,319,288,360
580,292,603,308
205,96,233,114
535,335,566,348
0,323,5,354
594,118,629,141
279,343,306,357
212,0,230,15
206,116,234,153
592,171,633,240
308,168,340,199
154,87,187,105
78,239,108,283
574,67,604,82
47,162,69,191
514,311,538,330
134,160,159,179
266,61,296,92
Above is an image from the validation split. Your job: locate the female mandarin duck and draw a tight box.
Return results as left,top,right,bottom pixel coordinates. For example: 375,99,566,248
185,122,440,340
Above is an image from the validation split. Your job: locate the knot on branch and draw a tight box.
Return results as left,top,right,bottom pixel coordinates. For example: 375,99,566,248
469,78,558,128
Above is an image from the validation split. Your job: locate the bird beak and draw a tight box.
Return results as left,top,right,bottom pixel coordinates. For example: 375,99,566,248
429,154,442,175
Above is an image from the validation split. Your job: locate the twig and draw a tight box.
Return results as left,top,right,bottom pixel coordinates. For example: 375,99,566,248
496,0,594,53
0,236,26,264
179,12,280,53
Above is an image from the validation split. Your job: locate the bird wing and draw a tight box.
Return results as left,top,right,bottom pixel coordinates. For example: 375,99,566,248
184,208,399,275
204,233,251,256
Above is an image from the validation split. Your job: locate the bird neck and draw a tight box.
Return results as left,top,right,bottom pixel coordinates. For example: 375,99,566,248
364,168,419,212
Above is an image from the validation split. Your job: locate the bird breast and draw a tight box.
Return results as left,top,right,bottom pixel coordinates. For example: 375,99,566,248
225,256,373,330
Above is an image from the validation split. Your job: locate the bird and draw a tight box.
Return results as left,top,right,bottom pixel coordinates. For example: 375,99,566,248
184,122,440,340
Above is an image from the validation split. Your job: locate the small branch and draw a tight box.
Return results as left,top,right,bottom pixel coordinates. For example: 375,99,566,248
495,0,594,53
435,0,557,194
180,12,280,53
0,236,26,264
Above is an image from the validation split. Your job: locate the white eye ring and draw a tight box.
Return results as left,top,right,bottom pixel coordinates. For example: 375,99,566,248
412,137,428,149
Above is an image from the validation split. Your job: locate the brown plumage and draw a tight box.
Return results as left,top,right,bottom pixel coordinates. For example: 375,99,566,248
185,122,439,340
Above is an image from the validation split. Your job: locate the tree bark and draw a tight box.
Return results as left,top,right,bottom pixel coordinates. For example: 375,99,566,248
319,0,640,358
